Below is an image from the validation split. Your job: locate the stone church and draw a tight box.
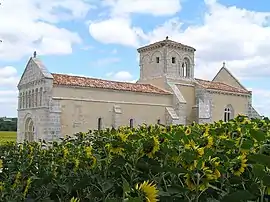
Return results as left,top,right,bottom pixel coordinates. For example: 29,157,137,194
16,37,261,142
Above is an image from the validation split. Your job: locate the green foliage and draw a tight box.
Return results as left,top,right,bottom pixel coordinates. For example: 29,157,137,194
0,117,17,131
0,115,270,202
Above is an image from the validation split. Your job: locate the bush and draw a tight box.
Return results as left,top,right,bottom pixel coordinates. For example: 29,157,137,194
0,115,270,202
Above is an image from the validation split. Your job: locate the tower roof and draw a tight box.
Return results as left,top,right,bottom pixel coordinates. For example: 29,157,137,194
137,36,196,53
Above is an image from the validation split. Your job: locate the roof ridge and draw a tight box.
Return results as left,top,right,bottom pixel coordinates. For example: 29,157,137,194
195,78,249,94
52,73,145,86
52,73,172,95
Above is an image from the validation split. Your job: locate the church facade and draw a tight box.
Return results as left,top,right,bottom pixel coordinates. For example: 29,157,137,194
16,38,261,142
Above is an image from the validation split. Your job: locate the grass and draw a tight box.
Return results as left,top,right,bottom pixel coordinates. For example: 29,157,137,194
0,131,17,144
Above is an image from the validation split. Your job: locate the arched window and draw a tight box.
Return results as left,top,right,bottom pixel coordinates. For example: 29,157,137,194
182,58,191,78
25,117,34,142
129,119,134,128
98,118,102,131
224,105,234,122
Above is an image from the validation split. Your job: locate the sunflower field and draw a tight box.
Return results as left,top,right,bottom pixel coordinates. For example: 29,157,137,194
0,115,270,202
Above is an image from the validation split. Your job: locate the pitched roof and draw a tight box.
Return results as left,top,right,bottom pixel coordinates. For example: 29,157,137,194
52,73,172,95
137,38,196,52
212,65,247,91
195,78,251,94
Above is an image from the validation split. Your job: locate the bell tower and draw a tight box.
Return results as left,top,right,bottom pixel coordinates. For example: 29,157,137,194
137,37,196,81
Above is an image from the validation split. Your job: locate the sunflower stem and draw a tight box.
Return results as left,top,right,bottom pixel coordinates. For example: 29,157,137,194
195,173,200,202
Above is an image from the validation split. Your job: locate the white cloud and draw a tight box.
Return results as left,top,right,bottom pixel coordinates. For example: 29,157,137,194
105,71,136,82
101,0,181,17
90,0,270,80
0,66,19,117
89,17,143,47
89,0,181,46
0,66,19,87
0,0,95,61
143,0,270,80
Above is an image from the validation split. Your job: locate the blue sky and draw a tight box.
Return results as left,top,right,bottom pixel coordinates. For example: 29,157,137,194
0,0,269,117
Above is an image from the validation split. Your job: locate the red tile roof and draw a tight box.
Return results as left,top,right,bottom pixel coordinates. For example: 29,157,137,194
52,73,172,95
195,78,250,94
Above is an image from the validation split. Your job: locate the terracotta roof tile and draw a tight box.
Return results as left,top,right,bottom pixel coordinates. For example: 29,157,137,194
195,78,250,94
52,73,172,95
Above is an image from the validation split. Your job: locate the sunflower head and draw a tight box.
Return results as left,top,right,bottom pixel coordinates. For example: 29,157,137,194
143,136,160,158
200,136,214,149
136,181,159,202
185,127,191,136
184,173,208,191
230,155,248,176
117,133,128,142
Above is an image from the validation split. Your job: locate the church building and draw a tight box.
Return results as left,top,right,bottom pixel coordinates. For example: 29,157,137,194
16,37,261,142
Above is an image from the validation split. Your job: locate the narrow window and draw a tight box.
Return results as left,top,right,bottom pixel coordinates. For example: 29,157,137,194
28,91,31,108
224,108,231,122
172,57,176,64
98,118,102,131
25,92,28,108
156,57,159,63
35,88,38,107
39,87,43,106
129,119,134,128
22,92,25,109
157,119,161,125
19,93,22,109
31,89,34,107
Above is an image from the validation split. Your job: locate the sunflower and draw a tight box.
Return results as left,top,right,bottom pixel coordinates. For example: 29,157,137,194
117,133,128,142
184,140,196,149
197,147,204,156
184,174,208,191
84,146,93,158
143,136,160,158
200,135,214,149
89,156,97,169
136,181,159,202
203,157,221,180
231,155,248,176
206,136,214,148
110,147,125,155
62,148,69,159
185,127,191,135
181,160,197,171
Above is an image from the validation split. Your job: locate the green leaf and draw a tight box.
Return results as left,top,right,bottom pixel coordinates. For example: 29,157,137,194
241,139,254,150
248,154,270,167
252,164,267,179
221,190,255,202
125,197,142,202
122,176,130,194
222,140,235,148
262,176,270,186
165,166,187,174
167,185,188,195
250,129,266,142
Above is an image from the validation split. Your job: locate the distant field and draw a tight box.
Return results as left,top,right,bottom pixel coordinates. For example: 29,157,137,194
0,131,16,144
